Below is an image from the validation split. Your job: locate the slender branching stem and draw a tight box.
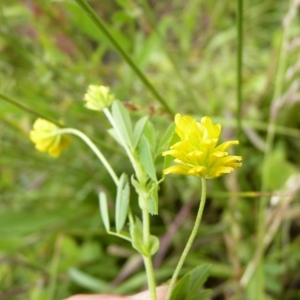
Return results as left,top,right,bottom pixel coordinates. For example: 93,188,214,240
58,128,119,185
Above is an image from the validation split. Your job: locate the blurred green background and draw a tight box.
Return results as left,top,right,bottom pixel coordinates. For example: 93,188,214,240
1,0,300,299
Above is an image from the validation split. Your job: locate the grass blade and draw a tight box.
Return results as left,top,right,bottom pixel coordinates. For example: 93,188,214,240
74,0,174,115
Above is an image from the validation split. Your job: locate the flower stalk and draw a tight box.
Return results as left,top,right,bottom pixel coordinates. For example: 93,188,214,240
163,114,241,299
57,128,119,185
166,177,207,300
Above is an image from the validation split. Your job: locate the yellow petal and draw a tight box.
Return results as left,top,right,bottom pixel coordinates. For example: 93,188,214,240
163,165,192,176
214,140,239,152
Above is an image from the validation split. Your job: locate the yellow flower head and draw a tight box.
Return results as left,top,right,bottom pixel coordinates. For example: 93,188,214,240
84,85,115,111
30,118,71,157
162,114,242,179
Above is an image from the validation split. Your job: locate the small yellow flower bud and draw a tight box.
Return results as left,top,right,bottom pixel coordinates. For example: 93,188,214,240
30,118,71,157
84,85,115,111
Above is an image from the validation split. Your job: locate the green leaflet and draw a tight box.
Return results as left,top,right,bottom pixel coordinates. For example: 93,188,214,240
129,216,159,256
149,234,160,256
133,116,149,149
129,216,147,256
98,192,110,231
111,100,134,148
157,122,176,154
147,182,158,215
68,267,109,292
115,173,130,233
143,120,157,154
131,176,158,215
138,135,157,181
170,265,211,300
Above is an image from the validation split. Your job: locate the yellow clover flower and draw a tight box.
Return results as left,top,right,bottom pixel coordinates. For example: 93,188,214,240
162,114,242,179
84,85,115,111
30,118,70,157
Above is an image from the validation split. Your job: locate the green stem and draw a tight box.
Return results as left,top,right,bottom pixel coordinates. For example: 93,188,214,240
58,128,119,185
142,202,151,246
74,0,173,115
166,177,207,300
143,256,157,300
236,0,243,139
142,208,157,300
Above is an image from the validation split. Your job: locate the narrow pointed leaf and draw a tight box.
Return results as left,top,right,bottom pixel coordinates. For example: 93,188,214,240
170,273,190,300
107,128,123,146
129,216,148,256
157,122,176,153
111,100,133,148
131,175,145,195
133,116,149,149
69,267,108,292
138,135,157,181
170,265,210,300
143,120,156,153
147,183,158,215
189,290,211,300
188,265,211,297
115,173,130,233
98,192,110,231
149,234,159,255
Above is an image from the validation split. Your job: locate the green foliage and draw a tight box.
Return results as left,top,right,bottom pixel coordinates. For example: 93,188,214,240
146,182,159,215
138,135,157,181
68,268,108,292
99,192,110,231
262,142,296,190
115,173,130,233
129,216,158,256
111,100,134,148
133,115,149,149
170,265,211,300
1,0,300,299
